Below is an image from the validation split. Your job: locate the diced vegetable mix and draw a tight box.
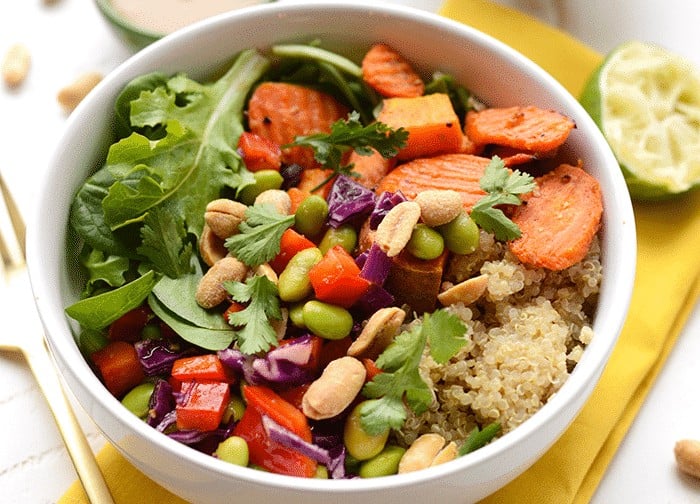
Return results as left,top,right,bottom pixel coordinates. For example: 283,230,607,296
67,41,603,478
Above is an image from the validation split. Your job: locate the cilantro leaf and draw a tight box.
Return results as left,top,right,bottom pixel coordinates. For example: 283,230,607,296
224,275,282,355
224,204,295,267
424,309,468,364
360,309,468,435
285,111,408,189
137,207,193,278
470,156,535,241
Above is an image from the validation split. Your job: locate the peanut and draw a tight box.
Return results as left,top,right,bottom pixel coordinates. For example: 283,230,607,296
302,356,366,420
398,433,448,474
195,256,248,309
254,263,278,285
347,307,406,361
675,439,700,479
414,190,463,227
254,189,292,215
2,43,31,87
438,274,489,307
204,199,247,239
57,71,103,113
431,441,458,467
375,201,421,257
199,225,228,266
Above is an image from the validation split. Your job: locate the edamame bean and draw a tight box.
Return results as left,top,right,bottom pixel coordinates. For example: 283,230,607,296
222,395,246,423
121,382,155,419
288,302,306,328
141,323,161,340
215,436,249,466
278,247,323,302
295,195,328,237
238,170,284,205
302,300,353,340
318,224,358,255
438,211,480,255
406,224,444,260
358,445,406,478
314,465,329,479
344,402,389,460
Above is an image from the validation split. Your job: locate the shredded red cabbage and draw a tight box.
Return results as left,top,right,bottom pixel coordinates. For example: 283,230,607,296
135,339,192,376
369,190,406,230
354,283,395,316
359,243,392,286
218,334,317,386
326,175,377,228
147,379,174,427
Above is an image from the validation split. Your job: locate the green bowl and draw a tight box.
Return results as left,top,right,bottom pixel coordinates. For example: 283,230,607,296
94,0,275,51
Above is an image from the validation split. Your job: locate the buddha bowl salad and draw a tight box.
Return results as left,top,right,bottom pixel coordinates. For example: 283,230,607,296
66,42,603,478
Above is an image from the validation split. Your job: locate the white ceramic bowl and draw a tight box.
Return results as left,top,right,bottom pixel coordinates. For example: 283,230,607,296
27,2,636,503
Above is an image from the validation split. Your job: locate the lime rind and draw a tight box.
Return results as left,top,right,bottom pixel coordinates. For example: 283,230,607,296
580,41,700,200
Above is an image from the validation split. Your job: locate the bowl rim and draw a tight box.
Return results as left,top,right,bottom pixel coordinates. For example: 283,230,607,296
28,0,636,496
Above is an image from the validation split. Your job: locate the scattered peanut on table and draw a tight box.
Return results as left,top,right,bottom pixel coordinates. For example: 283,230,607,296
1,43,31,88
675,439,700,479
56,71,103,113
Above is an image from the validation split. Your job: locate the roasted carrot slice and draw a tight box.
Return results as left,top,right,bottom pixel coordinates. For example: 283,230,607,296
361,43,425,98
377,93,464,161
296,167,334,198
508,163,603,271
374,153,489,211
247,82,350,168
348,148,395,190
465,105,575,153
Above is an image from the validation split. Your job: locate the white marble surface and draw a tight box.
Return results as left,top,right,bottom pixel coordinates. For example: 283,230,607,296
0,1,699,503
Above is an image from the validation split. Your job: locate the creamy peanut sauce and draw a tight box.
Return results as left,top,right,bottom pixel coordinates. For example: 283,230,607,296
110,0,266,35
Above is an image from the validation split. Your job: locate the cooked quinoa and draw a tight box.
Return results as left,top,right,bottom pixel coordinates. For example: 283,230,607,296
395,230,602,447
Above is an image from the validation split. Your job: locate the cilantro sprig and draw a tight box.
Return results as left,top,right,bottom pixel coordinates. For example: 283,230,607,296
224,203,295,267
285,111,408,190
224,274,282,355
359,309,468,435
470,156,536,241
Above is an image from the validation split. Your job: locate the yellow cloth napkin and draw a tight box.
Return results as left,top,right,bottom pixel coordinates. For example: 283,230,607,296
61,1,700,503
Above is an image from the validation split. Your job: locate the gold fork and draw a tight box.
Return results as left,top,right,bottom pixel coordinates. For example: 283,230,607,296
0,172,115,504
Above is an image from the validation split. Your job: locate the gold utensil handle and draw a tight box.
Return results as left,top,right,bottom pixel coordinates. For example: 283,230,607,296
23,337,115,504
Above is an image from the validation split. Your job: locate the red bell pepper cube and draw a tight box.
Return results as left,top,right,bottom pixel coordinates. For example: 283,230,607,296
175,380,231,431
108,304,153,342
91,340,145,398
237,131,282,172
171,354,237,384
233,385,316,477
307,245,371,308
269,228,316,274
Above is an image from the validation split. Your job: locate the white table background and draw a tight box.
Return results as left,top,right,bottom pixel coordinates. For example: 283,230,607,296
1,1,699,503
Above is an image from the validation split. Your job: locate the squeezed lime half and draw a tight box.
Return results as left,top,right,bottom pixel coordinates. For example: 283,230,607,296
580,40,700,200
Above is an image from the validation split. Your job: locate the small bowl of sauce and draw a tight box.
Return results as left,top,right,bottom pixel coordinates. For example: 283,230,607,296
95,0,272,50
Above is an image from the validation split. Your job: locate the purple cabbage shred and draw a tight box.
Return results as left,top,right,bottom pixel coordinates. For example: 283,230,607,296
369,190,406,230
326,175,377,228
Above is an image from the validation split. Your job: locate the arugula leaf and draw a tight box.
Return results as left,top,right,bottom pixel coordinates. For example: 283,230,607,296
137,207,193,278
224,204,295,267
285,111,408,189
225,275,282,355
65,270,159,330
458,422,501,456
360,309,468,436
470,156,535,241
